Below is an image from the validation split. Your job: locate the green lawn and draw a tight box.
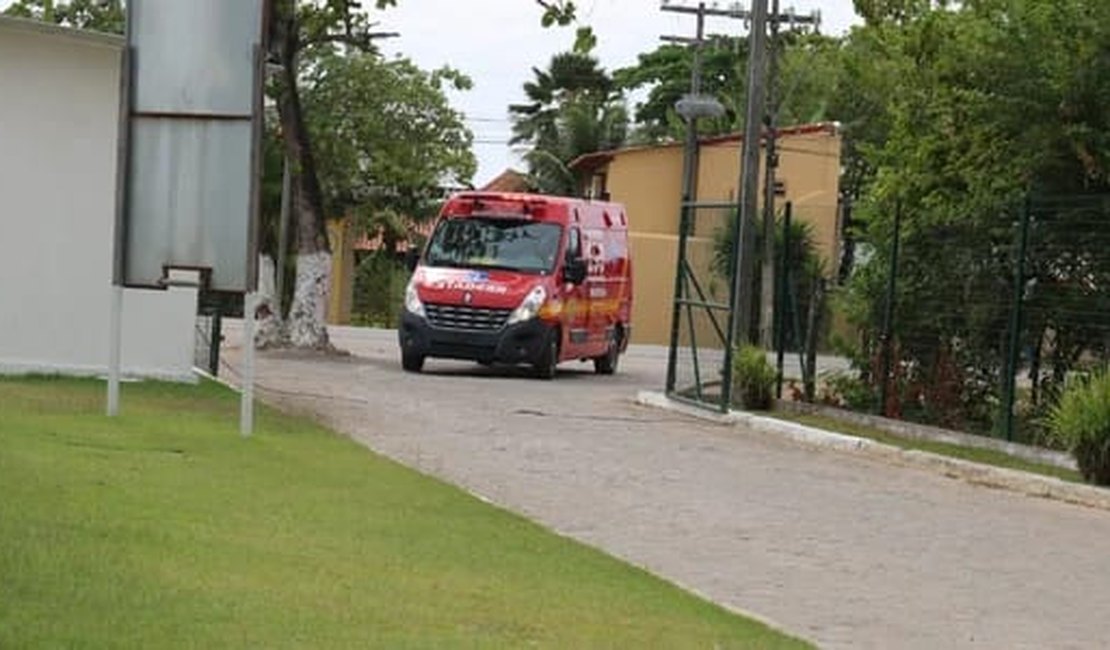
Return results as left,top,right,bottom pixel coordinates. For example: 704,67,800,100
772,411,1082,484
0,377,808,649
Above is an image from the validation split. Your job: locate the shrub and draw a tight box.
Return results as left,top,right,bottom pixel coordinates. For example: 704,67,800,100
352,253,408,327
819,371,876,411
732,345,776,411
1047,369,1110,486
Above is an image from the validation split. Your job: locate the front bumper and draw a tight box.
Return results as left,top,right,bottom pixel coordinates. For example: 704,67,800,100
399,312,554,365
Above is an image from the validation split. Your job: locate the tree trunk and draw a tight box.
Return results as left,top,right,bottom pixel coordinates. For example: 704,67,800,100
255,254,287,348
273,3,332,350
285,252,331,347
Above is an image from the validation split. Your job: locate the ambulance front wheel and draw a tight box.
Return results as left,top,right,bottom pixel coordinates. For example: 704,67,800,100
402,351,425,373
533,333,559,380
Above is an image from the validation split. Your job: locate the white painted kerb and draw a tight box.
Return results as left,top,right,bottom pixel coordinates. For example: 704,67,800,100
636,391,1110,512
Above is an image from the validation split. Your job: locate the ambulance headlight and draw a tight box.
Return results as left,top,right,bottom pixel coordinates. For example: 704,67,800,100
508,286,546,325
405,279,426,317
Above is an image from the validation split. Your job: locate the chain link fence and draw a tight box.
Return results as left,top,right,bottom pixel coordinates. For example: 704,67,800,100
818,193,1109,446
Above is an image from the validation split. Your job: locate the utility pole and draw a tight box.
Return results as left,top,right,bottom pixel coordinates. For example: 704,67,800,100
661,3,737,219
758,0,781,348
661,0,818,349
661,1,764,349
661,1,727,394
733,0,769,346
758,3,820,348
661,3,709,217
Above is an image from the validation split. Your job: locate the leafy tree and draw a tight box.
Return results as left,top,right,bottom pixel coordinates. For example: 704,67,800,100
820,24,909,279
853,0,944,26
535,0,594,53
266,0,410,348
536,0,576,26
614,32,844,144
4,0,123,32
840,0,1110,433
614,39,748,143
773,33,843,128
301,50,475,254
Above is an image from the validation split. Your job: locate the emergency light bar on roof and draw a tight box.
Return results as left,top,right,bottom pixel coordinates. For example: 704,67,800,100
445,193,549,219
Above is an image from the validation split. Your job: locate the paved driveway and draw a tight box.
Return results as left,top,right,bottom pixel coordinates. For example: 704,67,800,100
223,326,1110,650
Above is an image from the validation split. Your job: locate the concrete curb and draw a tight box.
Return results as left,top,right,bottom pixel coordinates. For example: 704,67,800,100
775,398,1077,471
636,391,1110,513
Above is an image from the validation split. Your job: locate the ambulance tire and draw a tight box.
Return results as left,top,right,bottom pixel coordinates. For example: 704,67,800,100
593,329,621,375
401,351,425,373
534,334,559,380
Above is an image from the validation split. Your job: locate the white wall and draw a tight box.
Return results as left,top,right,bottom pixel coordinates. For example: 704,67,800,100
0,22,197,382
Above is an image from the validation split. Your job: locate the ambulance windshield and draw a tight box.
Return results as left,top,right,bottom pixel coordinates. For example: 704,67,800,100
424,218,563,274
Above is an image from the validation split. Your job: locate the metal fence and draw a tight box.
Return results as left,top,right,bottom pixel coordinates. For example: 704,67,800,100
194,313,221,376
666,199,830,412
193,291,241,377
823,193,1110,445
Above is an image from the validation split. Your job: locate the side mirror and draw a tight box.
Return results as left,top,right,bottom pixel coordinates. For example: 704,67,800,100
563,257,587,285
404,246,420,273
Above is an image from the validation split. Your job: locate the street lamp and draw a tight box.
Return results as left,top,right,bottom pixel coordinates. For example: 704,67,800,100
675,93,726,121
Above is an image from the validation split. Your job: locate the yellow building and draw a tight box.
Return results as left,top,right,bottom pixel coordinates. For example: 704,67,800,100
326,217,358,325
569,123,843,346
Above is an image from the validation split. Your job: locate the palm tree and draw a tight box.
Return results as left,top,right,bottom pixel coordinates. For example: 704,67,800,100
510,52,628,195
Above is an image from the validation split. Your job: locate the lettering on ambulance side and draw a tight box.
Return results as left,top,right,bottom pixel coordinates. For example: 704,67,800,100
583,231,606,278
423,269,508,294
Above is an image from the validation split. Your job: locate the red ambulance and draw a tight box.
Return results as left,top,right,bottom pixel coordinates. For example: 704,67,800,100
398,192,633,379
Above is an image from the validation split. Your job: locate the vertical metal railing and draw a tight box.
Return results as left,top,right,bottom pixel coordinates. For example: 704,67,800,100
666,201,742,413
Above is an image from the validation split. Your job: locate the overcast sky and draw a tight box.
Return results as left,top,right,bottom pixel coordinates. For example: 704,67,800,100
2,0,861,186
380,0,861,186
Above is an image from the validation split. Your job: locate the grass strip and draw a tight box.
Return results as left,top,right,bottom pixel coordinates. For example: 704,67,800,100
1,376,808,649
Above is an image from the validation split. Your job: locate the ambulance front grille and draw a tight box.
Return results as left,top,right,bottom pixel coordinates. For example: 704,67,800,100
425,304,512,331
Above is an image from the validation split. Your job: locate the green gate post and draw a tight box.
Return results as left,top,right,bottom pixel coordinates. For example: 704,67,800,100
665,8,708,396
878,201,902,416
666,210,689,395
665,199,696,394
1002,196,1032,441
208,311,223,377
719,206,742,412
775,203,792,399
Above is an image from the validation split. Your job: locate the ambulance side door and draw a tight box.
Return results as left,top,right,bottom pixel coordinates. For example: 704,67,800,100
561,226,591,358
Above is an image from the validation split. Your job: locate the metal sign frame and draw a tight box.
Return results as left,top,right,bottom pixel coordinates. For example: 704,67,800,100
113,0,268,294
108,1,271,436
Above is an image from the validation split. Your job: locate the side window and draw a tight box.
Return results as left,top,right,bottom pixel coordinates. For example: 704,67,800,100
566,227,581,261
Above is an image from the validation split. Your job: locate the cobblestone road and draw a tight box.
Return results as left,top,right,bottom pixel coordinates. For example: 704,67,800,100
224,326,1110,649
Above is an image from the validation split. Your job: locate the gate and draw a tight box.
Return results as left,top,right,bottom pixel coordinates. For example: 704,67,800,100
665,199,742,413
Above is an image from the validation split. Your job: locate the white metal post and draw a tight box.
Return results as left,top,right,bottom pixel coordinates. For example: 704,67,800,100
107,285,123,416
240,291,256,437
